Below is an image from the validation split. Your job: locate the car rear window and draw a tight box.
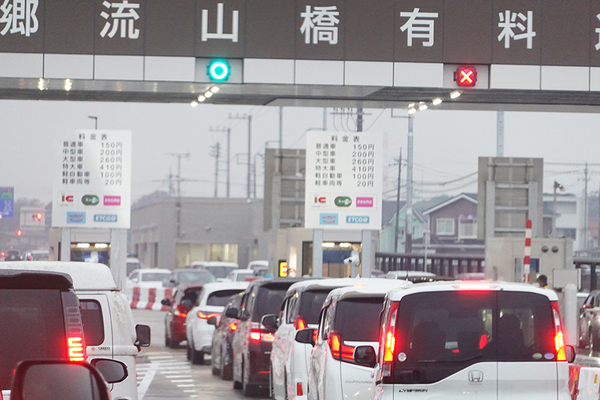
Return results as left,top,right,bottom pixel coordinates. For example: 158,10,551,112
253,285,289,321
299,289,331,324
207,290,245,306
179,271,215,284
80,300,105,346
334,297,383,342
0,289,67,389
141,272,170,282
205,266,238,279
392,290,556,384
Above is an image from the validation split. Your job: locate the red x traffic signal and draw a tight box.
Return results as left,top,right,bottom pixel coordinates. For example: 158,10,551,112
455,66,477,87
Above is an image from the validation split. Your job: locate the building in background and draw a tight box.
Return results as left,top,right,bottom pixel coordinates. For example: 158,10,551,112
542,193,582,250
380,201,427,253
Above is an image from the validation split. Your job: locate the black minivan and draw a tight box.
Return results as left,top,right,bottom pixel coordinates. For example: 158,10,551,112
0,270,87,396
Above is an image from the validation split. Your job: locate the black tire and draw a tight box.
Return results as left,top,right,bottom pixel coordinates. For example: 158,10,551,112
242,358,258,397
169,339,179,349
165,332,171,348
269,367,275,400
221,344,233,380
191,347,204,365
591,328,599,355
186,343,192,361
283,372,288,400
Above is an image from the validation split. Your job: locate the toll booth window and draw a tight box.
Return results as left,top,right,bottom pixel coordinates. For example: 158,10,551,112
80,300,105,346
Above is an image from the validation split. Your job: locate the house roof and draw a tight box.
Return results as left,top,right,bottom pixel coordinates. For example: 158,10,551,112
422,192,478,215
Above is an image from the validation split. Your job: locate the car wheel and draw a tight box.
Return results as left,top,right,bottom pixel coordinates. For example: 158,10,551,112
269,366,275,400
191,346,204,365
169,338,179,349
242,358,258,397
283,372,288,400
165,332,171,347
591,328,599,355
221,344,233,380
186,342,192,361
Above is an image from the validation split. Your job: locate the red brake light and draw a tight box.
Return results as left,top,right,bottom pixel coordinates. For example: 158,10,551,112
250,329,261,341
454,283,494,291
381,302,399,378
198,311,221,320
329,332,341,359
478,333,488,350
175,305,188,318
312,329,318,344
297,382,303,396
552,301,566,361
68,336,85,362
294,315,307,330
229,321,238,331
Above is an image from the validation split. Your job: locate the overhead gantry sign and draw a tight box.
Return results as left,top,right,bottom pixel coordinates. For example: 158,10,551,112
1,0,600,110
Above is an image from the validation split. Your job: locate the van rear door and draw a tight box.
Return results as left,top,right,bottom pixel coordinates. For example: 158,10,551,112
496,291,561,400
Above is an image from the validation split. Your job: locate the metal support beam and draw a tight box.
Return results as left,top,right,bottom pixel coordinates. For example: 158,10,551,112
312,229,323,277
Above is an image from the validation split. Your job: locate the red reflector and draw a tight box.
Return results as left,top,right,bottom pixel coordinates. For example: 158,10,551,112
297,382,303,396
198,311,221,320
68,337,85,362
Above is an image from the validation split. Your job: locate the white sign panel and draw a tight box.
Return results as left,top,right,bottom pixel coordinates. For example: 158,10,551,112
52,130,132,229
304,130,383,230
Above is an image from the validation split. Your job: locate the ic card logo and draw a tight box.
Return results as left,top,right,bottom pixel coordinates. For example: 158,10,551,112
334,196,352,207
356,197,374,207
67,212,86,224
103,195,121,206
60,194,74,205
346,216,369,224
81,195,99,206
312,195,327,207
320,213,338,225
94,214,118,223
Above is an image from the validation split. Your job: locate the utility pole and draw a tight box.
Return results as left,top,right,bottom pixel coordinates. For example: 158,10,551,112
584,162,589,250
165,152,190,239
405,114,414,253
357,106,363,132
210,143,221,197
210,126,231,198
394,149,403,253
229,114,252,199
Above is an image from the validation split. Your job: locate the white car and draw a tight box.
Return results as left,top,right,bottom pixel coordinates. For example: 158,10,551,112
247,260,269,273
186,281,249,364
384,270,436,280
126,268,171,288
226,269,256,282
268,278,392,400
190,261,240,280
369,281,575,400
296,280,412,400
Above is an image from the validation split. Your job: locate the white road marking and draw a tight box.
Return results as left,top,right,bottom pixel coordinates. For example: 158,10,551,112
137,362,159,400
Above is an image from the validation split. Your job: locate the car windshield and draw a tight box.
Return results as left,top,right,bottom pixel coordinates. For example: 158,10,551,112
141,272,170,282
205,266,238,279
233,272,254,281
0,289,67,389
299,289,331,324
253,284,290,321
334,297,384,342
179,270,216,284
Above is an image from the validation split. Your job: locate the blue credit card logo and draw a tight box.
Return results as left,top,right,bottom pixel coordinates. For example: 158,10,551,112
94,214,118,223
320,213,338,225
346,216,370,224
67,212,86,224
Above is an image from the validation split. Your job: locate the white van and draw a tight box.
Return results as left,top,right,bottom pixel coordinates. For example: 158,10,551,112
367,281,575,400
1,262,150,400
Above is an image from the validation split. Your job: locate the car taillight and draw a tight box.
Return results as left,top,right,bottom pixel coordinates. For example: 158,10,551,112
175,305,188,318
198,311,221,320
382,302,399,378
250,328,274,342
68,336,85,362
312,329,318,344
552,301,566,361
327,331,355,362
229,321,238,331
297,382,303,396
294,315,307,330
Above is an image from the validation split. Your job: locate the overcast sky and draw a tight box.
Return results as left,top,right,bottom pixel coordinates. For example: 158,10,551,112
1,99,599,204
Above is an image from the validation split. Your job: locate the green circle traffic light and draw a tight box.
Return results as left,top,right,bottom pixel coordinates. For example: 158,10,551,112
208,60,230,81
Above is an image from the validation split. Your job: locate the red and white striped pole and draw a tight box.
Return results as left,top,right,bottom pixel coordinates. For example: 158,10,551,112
523,219,532,283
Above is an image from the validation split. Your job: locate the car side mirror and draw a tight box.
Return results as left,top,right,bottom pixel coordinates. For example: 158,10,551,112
566,345,576,363
261,314,279,330
225,307,239,319
207,316,218,325
135,324,151,349
11,360,111,400
354,345,377,368
90,358,128,384
161,298,171,306
295,328,316,346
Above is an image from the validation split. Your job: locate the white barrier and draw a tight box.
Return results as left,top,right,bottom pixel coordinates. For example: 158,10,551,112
123,286,173,311
570,364,600,400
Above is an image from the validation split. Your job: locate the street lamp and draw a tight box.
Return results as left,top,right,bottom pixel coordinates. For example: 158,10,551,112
552,181,565,238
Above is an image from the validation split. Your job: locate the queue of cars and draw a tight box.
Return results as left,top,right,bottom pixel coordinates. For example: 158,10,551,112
183,271,575,400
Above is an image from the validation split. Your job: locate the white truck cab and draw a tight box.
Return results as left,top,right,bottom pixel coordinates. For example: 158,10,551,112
1,262,150,400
